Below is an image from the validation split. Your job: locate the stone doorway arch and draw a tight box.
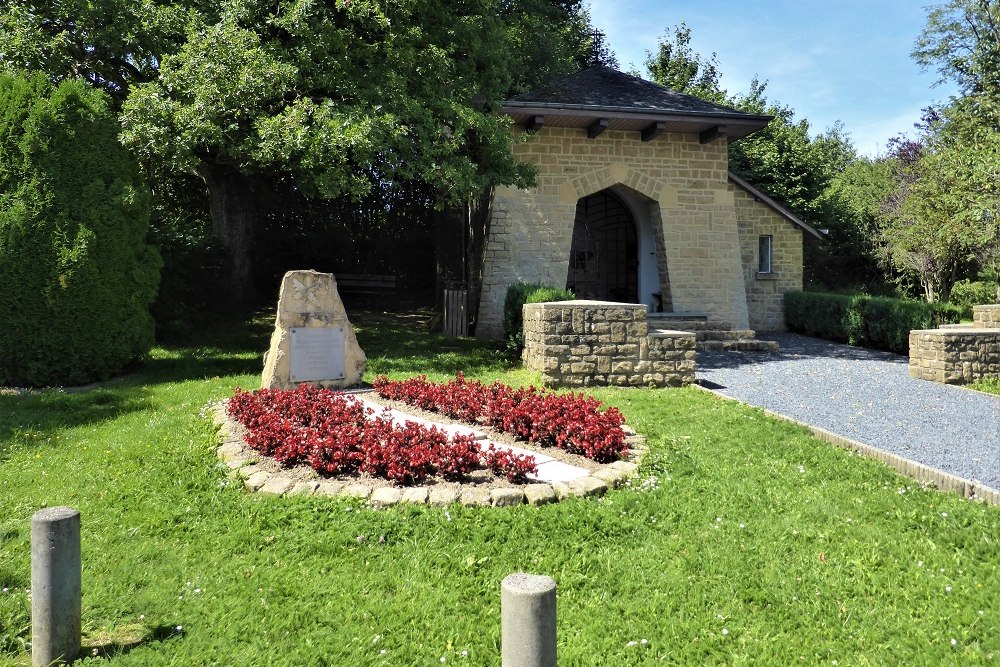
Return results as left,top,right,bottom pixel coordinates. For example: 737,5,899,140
566,190,639,302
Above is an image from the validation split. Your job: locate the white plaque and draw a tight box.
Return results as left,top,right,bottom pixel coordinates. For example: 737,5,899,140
290,327,345,382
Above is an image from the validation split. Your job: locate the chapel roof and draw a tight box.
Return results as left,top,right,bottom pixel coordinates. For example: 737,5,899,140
502,66,772,142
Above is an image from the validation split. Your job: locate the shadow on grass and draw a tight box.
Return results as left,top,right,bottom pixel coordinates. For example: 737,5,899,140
0,305,511,457
356,317,517,377
81,623,182,660
0,389,154,462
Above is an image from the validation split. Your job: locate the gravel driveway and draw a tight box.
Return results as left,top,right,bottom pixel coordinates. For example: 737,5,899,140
696,332,1000,491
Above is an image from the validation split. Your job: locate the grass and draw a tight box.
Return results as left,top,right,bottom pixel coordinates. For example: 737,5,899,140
2,308,999,665
969,377,1000,396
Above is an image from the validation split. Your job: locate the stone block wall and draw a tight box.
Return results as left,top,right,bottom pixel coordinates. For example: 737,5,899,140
730,183,804,331
477,126,749,339
909,329,1000,384
522,300,695,387
974,304,1000,329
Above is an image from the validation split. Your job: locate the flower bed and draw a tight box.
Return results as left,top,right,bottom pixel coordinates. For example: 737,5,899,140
226,385,537,485
372,373,628,462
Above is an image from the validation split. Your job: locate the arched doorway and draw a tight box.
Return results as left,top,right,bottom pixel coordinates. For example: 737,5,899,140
565,190,638,302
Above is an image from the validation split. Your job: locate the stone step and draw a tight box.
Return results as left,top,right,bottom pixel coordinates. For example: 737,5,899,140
650,319,734,332
647,311,709,321
697,339,779,353
692,329,758,341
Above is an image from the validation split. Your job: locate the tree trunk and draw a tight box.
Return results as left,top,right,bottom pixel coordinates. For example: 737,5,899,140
196,162,258,302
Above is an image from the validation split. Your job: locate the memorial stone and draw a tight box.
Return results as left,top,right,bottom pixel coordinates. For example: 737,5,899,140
261,270,367,389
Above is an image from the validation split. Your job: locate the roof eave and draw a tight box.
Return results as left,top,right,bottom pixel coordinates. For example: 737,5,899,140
728,172,823,240
501,102,772,141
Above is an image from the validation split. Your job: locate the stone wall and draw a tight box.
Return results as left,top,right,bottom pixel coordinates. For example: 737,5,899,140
974,304,1000,329
909,328,1000,384
477,127,749,339
730,183,803,331
522,300,695,387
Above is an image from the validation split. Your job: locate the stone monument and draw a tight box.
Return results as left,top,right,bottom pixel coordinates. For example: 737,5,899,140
261,270,366,389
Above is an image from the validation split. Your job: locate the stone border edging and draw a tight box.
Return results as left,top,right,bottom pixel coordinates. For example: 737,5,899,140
692,384,1000,506
208,399,648,508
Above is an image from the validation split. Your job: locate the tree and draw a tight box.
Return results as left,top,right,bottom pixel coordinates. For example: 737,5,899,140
2,0,592,301
815,157,897,290
0,1,188,105
644,22,725,102
0,72,160,386
914,0,1000,103
875,104,1000,302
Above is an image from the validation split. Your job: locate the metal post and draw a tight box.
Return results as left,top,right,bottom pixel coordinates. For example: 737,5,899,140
501,573,556,667
31,507,81,666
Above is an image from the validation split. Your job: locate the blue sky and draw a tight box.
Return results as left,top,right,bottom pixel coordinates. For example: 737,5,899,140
587,0,959,156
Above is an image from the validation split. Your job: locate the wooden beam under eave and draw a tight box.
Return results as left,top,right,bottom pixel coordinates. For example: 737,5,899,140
700,124,727,144
525,115,545,133
641,122,666,142
587,118,609,139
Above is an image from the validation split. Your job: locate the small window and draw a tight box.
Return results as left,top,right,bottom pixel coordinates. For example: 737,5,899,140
758,235,773,274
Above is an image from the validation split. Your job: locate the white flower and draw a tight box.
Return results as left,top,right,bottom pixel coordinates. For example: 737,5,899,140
722,628,729,636
798,465,806,473
945,586,952,592
951,638,957,646
627,640,638,647
440,657,446,663
640,639,648,645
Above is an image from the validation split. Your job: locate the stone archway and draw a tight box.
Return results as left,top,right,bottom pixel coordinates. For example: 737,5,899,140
566,190,639,302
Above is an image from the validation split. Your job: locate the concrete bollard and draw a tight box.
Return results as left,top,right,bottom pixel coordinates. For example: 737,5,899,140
501,573,556,667
31,507,81,667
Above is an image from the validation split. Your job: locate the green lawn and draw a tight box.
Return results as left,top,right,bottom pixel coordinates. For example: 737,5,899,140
970,377,1000,396
1,309,998,665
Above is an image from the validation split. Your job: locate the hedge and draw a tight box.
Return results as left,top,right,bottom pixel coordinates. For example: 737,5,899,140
784,292,961,354
949,280,998,319
503,282,575,353
0,72,161,386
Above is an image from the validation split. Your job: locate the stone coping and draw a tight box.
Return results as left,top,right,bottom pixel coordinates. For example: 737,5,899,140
911,328,1000,335
542,300,648,309
209,395,647,508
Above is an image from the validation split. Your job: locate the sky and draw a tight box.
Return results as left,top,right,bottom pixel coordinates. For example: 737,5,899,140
587,0,960,157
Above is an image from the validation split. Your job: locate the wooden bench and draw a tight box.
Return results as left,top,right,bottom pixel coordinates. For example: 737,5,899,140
335,273,396,296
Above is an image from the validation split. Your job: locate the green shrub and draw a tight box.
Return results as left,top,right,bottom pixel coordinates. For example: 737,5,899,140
949,279,998,318
503,282,575,353
0,72,161,386
785,292,962,354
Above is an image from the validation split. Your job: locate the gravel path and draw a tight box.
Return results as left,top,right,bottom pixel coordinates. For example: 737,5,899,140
696,333,1000,491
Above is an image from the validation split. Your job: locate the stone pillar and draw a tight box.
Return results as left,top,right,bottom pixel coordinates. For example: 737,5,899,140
501,573,557,667
31,507,81,667
973,304,1000,329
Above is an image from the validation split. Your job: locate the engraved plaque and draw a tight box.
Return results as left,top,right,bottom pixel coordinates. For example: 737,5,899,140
290,326,345,382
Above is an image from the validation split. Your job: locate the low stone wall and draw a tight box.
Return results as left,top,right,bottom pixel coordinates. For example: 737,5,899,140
909,328,1000,384
974,304,1000,329
522,300,695,387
